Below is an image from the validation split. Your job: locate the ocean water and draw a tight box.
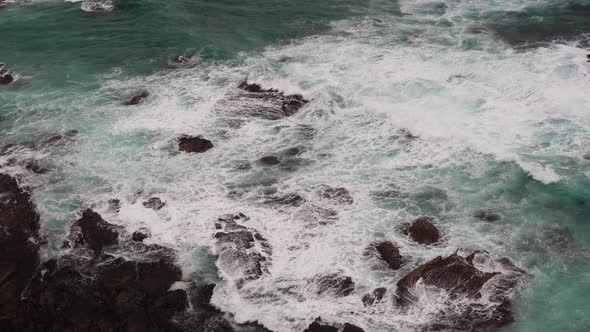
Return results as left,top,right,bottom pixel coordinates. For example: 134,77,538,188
2,0,590,331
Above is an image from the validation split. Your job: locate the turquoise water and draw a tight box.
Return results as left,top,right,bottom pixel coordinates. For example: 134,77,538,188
2,0,590,331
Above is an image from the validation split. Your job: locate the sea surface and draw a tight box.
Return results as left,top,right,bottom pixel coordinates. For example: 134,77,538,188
2,0,590,331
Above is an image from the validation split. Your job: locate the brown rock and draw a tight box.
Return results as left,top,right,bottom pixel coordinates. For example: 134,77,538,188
401,217,440,245
177,135,214,153
124,91,149,105
362,287,387,306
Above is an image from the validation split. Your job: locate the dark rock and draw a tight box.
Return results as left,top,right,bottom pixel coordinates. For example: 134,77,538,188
366,241,402,270
24,160,48,174
401,217,440,245
178,135,214,153
260,155,281,165
283,147,301,156
214,218,272,283
315,273,355,297
396,252,525,330
143,197,166,210
0,174,40,323
342,323,365,332
0,115,6,122
0,73,14,85
475,210,502,222
132,228,151,242
108,198,121,212
124,91,149,105
293,204,338,228
318,185,353,205
303,321,338,332
263,193,305,207
362,287,387,306
68,209,121,255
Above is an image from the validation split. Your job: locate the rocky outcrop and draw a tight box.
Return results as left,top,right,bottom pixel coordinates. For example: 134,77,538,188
217,81,309,120
318,185,353,205
362,287,387,306
401,217,440,245
123,91,149,105
177,135,214,153
0,174,41,323
0,63,14,85
214,214,272,283
314,273,355,297
303,319,365,332
143,197,166,210
365,241,402,270
260,155,281,165
396,251,526,330
14,210,188,331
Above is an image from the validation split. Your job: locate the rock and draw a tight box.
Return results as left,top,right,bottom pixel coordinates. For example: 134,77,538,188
214,217,272,282
401,217,440,245
143,197,166,210
132,228,151,242
303,319,365,332
318,185,353,205
283,147,301,156
366,241,402,270
262,193,305,207
314,273,355,297
362,287,387,306
107,198,121,212
475,210,502,222
293,204,338,228
177,135,214,153
343,324,365,332
396,252,525,330
0,174,40,323
0,115,6,122
218,81,309,120
17,210,188,331
124,91,149,105
24,160,48,174
260,155,281,165
0,73,14,85
67,209,121,255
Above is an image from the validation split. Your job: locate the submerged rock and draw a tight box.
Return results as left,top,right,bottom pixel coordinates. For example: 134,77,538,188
400,217,440,245
396,251,526,330
217,81,309,120
143,197,166,210
365,241,402,270
214,216,272,283
123,91,149,105
260,155,281,165
362,287,387,306
318,185,354,205
0,73,14,85
314,273,355,297
475,210,502,222
177,135,214,153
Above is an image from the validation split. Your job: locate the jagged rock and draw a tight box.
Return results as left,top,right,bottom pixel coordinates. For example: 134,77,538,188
260,155,281,165
143,197,166,210
124,91,149,105
217,81,309,120
67,209,121,255
0,73,14,85
365,241,402,270
262,193,305,207
314,273,355,297
475,210,502,222
0,174,40,323
177,135,214,153
303,319,365,332
132,228,151,242
396,252,526,330
362,287,387,306
401,217,440,245
108,198,121,212
318,185,353,205
214,217,272,282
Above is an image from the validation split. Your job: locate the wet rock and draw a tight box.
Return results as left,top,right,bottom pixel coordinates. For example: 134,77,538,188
17,210,187,331
124,91,149,105
143,197,166,210
314,273,355,297
283,146,302,156
0,73,14,85
214,217,272,282
132,228,151,242
396,252,525,330
293,204,338,228
366,241,402,270
318,185,353,205
343,324,365,332
178,135,214,153
24,160,48,174
39,130,78,148
263,192,305,207
218,81,309,120
303,319,365,332
362,287,387,306
0,174,40,323
0,115,6,122
107,198,121,212
260,155,281,165
401,217,440,245
475,210,502,222
67,209,121,255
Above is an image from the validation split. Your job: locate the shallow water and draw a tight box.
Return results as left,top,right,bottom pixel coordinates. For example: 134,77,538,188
2,0,590,331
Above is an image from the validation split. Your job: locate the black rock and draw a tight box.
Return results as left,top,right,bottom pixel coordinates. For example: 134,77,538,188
475,210,502,222
260,155,281,165
124,91,149,105
400,217,440,245
0,73,14,85
315,273,355,297
178,135,214,153
366,241,402,270
132,228,151,242
108,198,121,212
362,287,387,306
318,185,354,205
143,197,166,210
